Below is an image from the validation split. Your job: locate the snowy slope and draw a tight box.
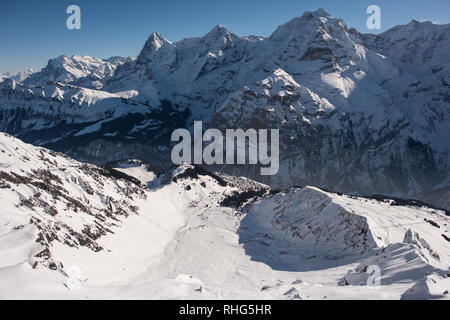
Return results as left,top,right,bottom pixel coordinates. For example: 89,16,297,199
0,134,449,299
243,187,449,278
0,132,184,297
111,159,158,184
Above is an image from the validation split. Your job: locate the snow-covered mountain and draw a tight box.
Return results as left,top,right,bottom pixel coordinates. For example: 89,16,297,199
208,11,450,208
0,68,36,83
0,78,192,165
0,9,449,210
24,55,133,89
0,133,449,299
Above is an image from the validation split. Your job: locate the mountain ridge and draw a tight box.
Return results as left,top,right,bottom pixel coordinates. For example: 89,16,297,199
0,9,449,209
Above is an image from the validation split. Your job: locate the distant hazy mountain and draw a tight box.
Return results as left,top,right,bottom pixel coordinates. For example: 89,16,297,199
0,68,36,83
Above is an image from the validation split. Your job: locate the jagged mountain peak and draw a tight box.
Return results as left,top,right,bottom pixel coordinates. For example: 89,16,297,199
136,31,174,66
269,9,347,42
139,32,170,55
305,8,332,18
146,31,169,48
198,24,240,51
202,24,239,41
206,24,230,36
48,54,70,65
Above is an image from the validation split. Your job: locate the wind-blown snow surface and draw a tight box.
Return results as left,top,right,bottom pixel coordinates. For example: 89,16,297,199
0,134,449,299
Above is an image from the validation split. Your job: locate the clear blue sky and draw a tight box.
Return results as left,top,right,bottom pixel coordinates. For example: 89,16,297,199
1,0,449,73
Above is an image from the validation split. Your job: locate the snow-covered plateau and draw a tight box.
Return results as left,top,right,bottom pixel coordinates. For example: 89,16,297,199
0,133,449,300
